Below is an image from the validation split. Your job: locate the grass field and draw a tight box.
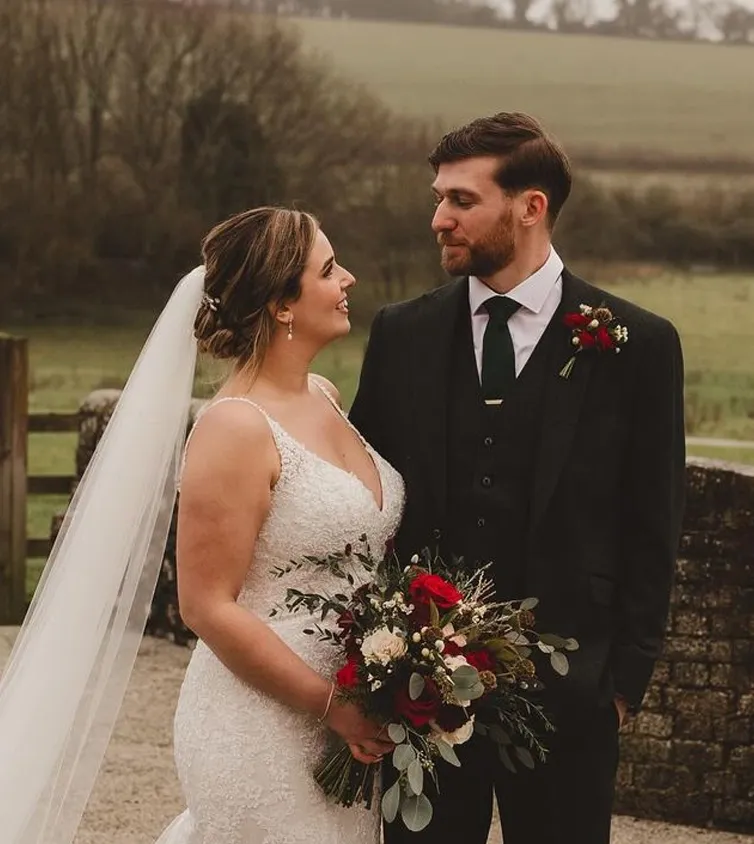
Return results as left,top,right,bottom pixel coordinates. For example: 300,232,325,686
291,17,754,164
5,268,754,594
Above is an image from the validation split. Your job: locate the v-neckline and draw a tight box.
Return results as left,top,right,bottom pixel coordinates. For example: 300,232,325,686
191,385,387,514
306,380,385,513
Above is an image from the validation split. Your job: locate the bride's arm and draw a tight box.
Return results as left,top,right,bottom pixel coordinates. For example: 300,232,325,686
176,402,391,762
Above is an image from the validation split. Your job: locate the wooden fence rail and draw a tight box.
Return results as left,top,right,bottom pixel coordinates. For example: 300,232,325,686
0,336,77,622
0,335,29,624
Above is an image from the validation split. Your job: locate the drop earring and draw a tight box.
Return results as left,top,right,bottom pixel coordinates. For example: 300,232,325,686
287,314,293,341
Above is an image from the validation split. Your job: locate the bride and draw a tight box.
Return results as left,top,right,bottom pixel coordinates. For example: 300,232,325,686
0,207,402,844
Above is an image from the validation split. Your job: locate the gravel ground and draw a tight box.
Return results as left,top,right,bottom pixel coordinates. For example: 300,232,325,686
1,627,751,844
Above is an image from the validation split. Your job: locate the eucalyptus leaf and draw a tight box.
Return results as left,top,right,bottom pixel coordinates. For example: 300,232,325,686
401,793,433,832
388,723,407,744
538,633,569,648
520,597,539,611
550,651,569,676
453,681,485,702
504,631,528,645
381,781,401,823
407,758,424,795
498,744,517,774
516,646,532,659
435,739,461,767
451,665,480,687
409,672,426,701
489,724,512,745
393,743,417,771
564,637,580,651
537,642,555,654
514,745,536,770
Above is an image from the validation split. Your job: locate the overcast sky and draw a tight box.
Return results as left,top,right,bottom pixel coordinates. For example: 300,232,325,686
485,0,754,26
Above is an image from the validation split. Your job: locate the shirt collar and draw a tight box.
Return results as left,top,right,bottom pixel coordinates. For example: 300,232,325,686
469,247,564,316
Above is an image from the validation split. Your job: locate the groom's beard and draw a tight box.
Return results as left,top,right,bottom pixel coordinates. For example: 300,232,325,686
439,210,515,278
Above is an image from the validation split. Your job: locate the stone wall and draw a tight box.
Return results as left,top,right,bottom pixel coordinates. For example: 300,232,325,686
614,460,754,833
52,392,754,832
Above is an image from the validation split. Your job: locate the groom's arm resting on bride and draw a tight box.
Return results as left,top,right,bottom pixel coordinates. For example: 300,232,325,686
176,400,392,764
613,317,686,716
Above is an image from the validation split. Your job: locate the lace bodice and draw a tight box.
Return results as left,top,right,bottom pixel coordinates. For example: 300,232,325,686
183,384,404,620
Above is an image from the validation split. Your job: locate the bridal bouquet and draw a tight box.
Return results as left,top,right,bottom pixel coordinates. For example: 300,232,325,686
271,537,578,833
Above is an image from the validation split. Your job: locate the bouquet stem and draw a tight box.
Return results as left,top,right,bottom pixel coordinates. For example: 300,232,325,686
314,744,378,810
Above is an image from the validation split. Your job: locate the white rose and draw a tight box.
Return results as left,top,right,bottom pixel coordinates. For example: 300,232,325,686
431,715,475,747
360,627,407,666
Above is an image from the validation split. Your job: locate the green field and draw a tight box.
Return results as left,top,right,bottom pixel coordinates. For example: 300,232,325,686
291,17,754,164
5,268,754,595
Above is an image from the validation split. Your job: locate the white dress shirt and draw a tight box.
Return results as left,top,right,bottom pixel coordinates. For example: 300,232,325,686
468,247,564,381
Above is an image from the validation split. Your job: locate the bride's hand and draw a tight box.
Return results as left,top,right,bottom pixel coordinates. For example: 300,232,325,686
325,698,394,765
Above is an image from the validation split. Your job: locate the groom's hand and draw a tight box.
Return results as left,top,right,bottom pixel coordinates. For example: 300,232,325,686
613,695,629,729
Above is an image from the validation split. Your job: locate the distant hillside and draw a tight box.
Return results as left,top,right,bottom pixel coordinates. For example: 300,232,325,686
290,17,754,168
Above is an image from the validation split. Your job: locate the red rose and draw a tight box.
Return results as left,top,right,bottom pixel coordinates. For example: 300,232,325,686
409,574,462,610
465,648,496,673
564,312,590,329
595,325,615,351
577,330,596,349
435,703,471,733
394,678,441,727
442,639,463,657
336,657,361,689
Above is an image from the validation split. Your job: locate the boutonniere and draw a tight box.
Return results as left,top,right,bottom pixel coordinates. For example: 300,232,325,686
559,304,628,379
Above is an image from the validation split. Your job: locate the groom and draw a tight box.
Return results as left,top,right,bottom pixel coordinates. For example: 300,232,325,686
349,112,686,844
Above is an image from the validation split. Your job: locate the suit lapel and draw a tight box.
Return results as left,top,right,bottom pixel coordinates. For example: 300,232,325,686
411,278,468,522
529,270,597,535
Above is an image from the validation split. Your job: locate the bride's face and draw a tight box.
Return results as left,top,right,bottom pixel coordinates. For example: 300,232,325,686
286,229,355,345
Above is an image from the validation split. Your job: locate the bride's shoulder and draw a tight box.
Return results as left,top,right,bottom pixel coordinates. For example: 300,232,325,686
182,399,280,487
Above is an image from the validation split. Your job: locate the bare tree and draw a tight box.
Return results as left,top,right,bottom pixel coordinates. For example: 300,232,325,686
715,1,754,42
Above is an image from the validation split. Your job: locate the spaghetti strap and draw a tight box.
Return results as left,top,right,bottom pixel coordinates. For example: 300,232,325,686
179,397,285,489
310,376,372,451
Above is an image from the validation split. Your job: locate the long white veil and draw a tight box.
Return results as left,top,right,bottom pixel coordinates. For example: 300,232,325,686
0,266,205,844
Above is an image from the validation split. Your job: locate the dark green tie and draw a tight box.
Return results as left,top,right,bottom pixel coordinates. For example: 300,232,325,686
481,296,521,406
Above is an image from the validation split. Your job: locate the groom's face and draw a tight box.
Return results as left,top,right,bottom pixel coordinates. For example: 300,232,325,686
431,157,515,278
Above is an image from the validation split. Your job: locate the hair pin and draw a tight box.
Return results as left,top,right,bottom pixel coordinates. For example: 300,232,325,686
201,293,220,312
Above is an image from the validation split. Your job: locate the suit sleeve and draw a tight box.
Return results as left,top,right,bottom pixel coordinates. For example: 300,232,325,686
348,306,388,456
612,321,686,711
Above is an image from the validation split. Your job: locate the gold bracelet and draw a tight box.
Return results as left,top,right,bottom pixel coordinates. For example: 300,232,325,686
318,682,336,724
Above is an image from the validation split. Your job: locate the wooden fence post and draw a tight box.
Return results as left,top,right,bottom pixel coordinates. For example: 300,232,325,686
0,334,28,624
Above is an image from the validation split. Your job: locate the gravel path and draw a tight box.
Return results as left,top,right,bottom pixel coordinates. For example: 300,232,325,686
1,627,751,844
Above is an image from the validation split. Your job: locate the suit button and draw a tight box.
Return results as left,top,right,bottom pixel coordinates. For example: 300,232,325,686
432,528,442,540
477,517,486,528
481,475,493,488
484,436,495,447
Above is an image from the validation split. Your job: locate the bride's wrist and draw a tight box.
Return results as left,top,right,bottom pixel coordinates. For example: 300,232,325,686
317,681,336,725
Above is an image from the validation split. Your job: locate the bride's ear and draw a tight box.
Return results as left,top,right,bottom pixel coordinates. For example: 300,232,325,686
272,303,292,327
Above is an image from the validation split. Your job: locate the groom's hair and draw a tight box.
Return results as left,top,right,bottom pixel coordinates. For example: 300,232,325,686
428,112,572,228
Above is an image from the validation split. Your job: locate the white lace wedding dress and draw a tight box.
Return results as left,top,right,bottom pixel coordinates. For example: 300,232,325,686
155,387,404,844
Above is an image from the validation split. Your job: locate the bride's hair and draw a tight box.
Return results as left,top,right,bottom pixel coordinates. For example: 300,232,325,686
194,206,319,372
